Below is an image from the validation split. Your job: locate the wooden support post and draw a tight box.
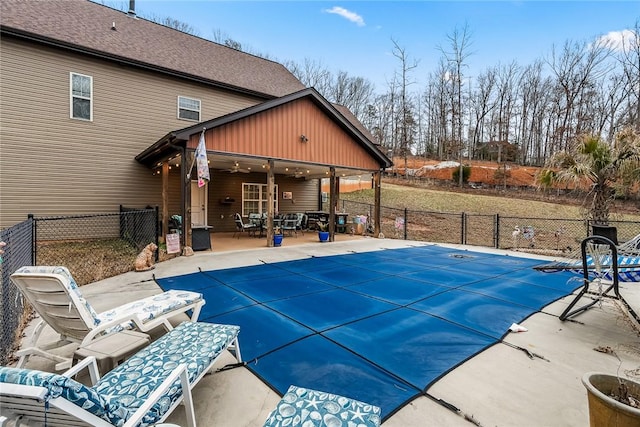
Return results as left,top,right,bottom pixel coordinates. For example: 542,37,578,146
267,159,275,247
329,167,336,242
184,152,193,249
161,161,169,240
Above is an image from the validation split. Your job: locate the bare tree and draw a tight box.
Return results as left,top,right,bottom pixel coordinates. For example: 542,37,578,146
437,24,474,185
391,38,419,177
468,66,497,160
516,60,553,165
330,71,375,121
618,19,640,131
284,58,333,97
546,37,613,152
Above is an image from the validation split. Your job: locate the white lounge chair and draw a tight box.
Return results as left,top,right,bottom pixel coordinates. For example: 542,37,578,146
0,321,241,427
10,266,205,370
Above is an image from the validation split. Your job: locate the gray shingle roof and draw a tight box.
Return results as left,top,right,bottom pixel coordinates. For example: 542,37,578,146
0,0,305,98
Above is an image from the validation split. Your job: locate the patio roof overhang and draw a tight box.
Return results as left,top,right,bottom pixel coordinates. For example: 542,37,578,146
135,88,392,178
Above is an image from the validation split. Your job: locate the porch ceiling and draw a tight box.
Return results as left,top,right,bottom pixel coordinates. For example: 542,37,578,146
162,152,375,180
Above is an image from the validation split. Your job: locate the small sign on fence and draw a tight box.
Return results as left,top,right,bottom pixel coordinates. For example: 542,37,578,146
395,217,405,230
166,233,181,254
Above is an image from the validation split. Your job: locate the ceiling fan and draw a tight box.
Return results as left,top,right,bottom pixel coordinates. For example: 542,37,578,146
287,168,306,178
222,161,250,173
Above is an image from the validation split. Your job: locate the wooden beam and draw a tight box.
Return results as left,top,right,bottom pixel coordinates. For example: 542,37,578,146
266,159,275,247
184,152,193,249
329,167,336,242
161,161,169,239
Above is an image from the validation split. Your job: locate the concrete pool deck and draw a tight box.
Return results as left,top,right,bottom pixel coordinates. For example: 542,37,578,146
15,238,640,426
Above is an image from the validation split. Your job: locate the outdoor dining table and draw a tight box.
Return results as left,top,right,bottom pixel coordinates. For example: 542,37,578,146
249,215,282,238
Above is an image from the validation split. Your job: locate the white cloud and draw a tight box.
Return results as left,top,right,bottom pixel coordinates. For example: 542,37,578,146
324,6,365,27
598,29,637,52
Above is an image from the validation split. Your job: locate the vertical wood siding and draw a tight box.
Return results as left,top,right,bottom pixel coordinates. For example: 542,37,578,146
188,98,381,171
0,38,263,228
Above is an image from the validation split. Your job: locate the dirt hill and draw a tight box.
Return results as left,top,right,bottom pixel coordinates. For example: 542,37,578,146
392,157,541,188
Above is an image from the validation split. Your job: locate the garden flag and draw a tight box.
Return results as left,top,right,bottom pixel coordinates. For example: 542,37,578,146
195,129,210,188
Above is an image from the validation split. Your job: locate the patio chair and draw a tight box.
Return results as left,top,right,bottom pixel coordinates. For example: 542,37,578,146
233,213,258,238
0,321,241,427
10,266,205,370
281,214,298,237
290,212,306,235
263,385,381,427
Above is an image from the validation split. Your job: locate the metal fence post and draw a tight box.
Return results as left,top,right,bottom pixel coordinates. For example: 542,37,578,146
495,213,500,249
461,212,466,245
155,206,160,262
28,213,36,265
404,208,408,240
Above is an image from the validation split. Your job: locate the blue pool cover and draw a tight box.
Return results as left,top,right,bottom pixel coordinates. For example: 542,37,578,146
156,245,578,421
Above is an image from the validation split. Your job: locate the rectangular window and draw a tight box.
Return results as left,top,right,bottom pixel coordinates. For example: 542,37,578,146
178,96,201,121
242,183,278,216
70,72,92,121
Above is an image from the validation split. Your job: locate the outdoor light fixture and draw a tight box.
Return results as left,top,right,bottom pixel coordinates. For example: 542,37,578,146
300,134,309,143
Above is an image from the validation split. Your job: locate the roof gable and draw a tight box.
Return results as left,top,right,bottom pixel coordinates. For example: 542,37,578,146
137,88,391,169
179,88,391,168
0,0,305,98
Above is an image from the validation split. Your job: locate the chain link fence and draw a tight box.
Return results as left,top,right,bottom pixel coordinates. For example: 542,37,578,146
0,207,158,365
340,199,640,257
34,207,159,286
0,219,34,365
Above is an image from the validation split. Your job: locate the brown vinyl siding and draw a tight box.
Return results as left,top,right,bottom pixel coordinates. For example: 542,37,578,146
0,37,263,228
206,171,320,232
190,98,381,171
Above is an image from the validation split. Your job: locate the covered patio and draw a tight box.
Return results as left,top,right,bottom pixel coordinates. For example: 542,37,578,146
135,88,392,251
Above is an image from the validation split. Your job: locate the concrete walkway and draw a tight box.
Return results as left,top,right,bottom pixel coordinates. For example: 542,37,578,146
18,238,640,426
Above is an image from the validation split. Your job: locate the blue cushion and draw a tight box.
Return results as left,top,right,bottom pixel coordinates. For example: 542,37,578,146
95,321,240,426
263,385,381,426
1,321,240,427
0,366,127,426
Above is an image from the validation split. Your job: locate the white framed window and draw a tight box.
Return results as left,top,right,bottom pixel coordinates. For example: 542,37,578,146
70,72,92,121
178,96,201,121
242,183,278,216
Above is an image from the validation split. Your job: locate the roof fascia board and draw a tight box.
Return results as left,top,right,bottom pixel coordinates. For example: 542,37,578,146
0,27,276,101
135,132,184,166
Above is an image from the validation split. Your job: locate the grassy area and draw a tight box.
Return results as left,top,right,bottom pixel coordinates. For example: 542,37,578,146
37,238,139,286
343,182,640,221
339,181,640,253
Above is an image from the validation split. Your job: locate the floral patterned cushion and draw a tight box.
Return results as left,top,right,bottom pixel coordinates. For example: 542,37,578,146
0,366,127,426
263,385,381,427
95,321,240,426
96,289,203,333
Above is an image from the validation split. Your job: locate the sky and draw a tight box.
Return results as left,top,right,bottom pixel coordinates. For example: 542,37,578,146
127,1,639,91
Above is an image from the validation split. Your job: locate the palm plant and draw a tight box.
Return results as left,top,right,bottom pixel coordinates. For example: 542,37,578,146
538,129,640,225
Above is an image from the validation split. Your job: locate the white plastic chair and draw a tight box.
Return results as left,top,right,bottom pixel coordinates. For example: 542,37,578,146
10,266,204,370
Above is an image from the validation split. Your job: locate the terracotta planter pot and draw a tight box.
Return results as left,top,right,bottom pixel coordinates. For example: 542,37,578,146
582,372,640,427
